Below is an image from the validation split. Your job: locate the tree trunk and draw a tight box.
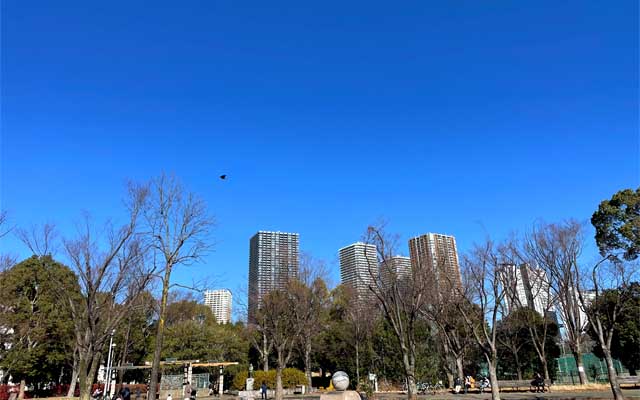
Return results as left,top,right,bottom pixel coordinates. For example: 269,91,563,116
262,331,269,372
78,354,91,400
401,351,416,400
67,350,80,397
304,340,312,389
445,371,454,390
17,380,26,400
78,352,101,400
455,356,464,381
275,367,283,400
355,341,360,387
573,351,588,384
118,320,132,384
513,348,523,381
486,357,501,400
603,348,625,400
149,266,172,400
541,355,550,381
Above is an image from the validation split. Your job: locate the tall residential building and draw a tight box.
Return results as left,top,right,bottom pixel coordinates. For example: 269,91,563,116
248,231,299,322
339,242,378,303
204,289,232,324
408,233,462,292
501,264,555,317
380,255,412,289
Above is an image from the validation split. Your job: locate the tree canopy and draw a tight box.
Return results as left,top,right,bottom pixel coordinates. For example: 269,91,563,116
592,187,640,261
0,255,80,384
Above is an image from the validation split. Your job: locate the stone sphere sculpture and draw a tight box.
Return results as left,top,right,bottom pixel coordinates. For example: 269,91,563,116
332,371,349,391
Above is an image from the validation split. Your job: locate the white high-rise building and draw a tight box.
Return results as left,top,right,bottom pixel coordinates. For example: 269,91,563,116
204,289,232,324
380,255,411,289
339,242,378,303
501,264,555,317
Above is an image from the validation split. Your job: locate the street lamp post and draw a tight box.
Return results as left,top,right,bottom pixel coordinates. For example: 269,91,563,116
105,330,116,398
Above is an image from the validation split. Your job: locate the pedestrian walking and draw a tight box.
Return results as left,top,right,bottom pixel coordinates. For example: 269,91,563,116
184,382,193,400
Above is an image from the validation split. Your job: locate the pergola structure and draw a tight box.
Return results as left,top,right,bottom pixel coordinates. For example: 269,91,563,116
112,361,240,397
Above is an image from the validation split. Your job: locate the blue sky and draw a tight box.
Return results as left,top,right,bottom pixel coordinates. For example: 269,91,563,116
1,1,638,317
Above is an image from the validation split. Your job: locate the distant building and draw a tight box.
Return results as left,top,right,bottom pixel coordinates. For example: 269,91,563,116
380,255,412,290
339,242,378,303
578,290,596,326
248,231,299,322
204,289,232,324
501,263,555,317
408,233,462,293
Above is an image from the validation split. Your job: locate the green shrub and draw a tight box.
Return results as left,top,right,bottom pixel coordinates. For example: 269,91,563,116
232,370,249,390
281,368,307,388
233,368,306,389
254,370,276,388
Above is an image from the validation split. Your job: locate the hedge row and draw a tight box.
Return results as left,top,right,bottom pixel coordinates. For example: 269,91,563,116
231,369,307,390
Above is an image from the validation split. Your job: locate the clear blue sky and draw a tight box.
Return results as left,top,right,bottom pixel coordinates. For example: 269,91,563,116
1,1,638,317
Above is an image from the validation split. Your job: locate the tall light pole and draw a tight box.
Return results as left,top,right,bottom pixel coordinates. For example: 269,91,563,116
105,330,116,398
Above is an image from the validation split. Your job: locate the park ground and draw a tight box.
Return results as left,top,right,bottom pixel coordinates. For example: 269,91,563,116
191,390,640,400
39,388,640,400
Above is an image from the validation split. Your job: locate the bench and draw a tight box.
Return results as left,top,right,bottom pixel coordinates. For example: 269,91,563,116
618,376,640,388
496,379,552,392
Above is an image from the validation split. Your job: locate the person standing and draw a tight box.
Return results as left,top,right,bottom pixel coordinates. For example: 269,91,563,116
184,382,193,400
121,385,131,400
260,382,267,400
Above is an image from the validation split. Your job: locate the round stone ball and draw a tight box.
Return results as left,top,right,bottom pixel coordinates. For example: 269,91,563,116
332,371,349,391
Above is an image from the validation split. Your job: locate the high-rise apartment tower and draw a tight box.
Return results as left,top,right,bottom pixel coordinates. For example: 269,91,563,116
204,289,232,324
248,231,299,322
339,242,378,304
408,233,462,292
380,255,412,290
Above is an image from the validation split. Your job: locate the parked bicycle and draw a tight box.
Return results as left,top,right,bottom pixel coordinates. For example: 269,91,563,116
416,381,444,395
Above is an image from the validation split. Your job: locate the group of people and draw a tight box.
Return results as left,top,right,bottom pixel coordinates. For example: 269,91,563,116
452,375,490,394
91,384,141,400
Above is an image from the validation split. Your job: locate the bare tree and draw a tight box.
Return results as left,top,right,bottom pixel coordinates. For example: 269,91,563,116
577,259,636,400
258,289,305,400
524,221,589,384
0,211,16,272
248,313,273,372
363,223,431,400
235,283,272,372
145,173,215,400
0,210,11,239
500,249,559,381
62,184,156,400
0,254,16,273
426,294,474,385
15,223,58,257
292,253,330,389
341,284,378,387
455,240,507,400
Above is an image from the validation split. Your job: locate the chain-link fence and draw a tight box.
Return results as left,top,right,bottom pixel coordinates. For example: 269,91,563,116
160,374,211,390
555,354,628,384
